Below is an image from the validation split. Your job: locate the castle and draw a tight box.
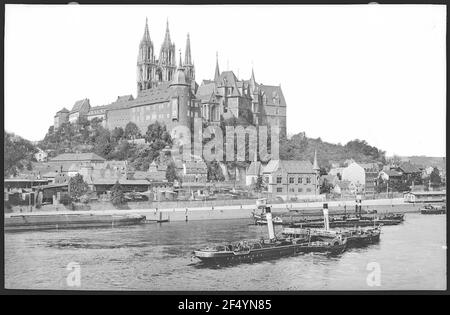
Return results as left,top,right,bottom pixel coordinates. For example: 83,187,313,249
54,19,287,136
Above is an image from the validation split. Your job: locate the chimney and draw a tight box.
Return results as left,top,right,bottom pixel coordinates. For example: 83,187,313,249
265,206,276,241
323,203,329,231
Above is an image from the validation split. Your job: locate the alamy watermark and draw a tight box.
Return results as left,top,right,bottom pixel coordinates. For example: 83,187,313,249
66,262,81,288
366,262,381,287
170,118,280,163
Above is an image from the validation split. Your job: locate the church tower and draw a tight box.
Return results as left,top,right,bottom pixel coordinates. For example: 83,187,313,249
184,33,195,81
158,20,176,82
137,18,156,94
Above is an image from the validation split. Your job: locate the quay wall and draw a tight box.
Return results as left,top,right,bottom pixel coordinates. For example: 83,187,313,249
6,199,427,223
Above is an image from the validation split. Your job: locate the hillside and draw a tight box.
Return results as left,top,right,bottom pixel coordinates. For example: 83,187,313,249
399,156,446,169
280,132,386,169
4,131,38,177
5,120,391,176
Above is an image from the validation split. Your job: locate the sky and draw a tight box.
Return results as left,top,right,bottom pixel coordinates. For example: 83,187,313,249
4,4,446,157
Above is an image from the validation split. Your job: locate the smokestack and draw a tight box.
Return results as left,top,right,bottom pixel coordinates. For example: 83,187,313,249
323,203,329,231
265,206,275,240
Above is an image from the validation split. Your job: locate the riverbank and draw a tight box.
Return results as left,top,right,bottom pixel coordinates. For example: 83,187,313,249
4,198,428,223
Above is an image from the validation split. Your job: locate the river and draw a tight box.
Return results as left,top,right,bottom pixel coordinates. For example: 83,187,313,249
4,213,446,290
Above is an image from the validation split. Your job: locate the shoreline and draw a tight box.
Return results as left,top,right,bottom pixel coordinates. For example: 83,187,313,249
4,198,431,223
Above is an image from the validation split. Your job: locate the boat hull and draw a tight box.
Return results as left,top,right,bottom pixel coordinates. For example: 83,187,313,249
4,214,146,232
420,210,446,214
290,219,400,228
194,243,346,264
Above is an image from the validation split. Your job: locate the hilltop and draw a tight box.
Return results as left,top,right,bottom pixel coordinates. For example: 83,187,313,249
280,132,386,169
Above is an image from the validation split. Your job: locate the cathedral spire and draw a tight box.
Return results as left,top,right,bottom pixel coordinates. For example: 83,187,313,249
163,18,171,45
214,51,220,81
179,49,183,68
184,33,192,65
141,17,151,43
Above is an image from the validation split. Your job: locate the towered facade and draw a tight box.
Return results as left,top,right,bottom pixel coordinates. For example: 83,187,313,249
54,18,287,136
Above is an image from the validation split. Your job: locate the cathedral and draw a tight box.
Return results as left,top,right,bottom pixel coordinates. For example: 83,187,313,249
54,19,287,137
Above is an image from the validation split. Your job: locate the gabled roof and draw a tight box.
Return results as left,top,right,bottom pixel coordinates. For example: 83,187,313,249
263,160,315,174
259,85,286,107
70,99,90,113
398,162,422,174
50,153,106,162
107,94,136,110
130,82,173,108
57,107,69,114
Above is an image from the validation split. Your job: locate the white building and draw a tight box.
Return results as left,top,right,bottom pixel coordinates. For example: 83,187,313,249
341,162,366,187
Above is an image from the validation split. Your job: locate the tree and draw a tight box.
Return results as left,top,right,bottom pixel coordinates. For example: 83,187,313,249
68,174,89,201
165,161,179,183
111,127,125,142
124,122,141,140
320,178,333,194
255,175,264,192
111,180,124,205
4,131,38,177
429,167,442,188
207,160,225,182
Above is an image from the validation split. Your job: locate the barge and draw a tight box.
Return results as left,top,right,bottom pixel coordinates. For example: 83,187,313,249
420,204,446,215
4,213,146,232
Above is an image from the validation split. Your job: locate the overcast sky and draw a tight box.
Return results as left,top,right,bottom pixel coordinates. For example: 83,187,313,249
4,4,446,157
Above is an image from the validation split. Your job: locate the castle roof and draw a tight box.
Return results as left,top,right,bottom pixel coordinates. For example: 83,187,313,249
70,99,90,113
57,107,69,113
131,82,172,107
107,95,135,110
259,85,286,107
196,83,219,103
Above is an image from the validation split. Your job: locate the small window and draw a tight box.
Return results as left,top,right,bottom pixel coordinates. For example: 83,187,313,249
289,177,294,184
298,188,303,193
298,177,302,184
306,177,311,184
276,187,283,193
276,176,282,184
306,188,311,193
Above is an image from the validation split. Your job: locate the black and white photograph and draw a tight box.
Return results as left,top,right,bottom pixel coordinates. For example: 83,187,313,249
2,3,447,295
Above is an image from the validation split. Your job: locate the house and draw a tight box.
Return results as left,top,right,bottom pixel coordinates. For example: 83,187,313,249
404,190,446,203
341,162,366,188
261,159,320,200
333,180,358,197
395,162,422,184
359,163,380,195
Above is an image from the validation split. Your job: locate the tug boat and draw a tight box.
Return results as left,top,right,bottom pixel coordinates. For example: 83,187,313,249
193,200,347,264
420,204,446,215
341,226,381,247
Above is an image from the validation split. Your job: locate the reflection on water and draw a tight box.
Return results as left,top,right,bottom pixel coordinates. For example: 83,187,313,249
5,213,446,290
